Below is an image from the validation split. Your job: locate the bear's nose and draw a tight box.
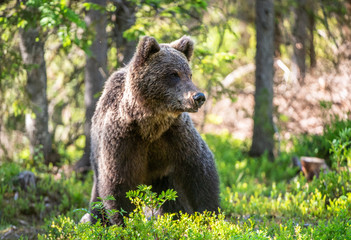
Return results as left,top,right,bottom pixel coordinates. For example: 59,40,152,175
193,92,206,108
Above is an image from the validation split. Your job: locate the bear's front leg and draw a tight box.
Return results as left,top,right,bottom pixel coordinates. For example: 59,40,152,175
173,150,220,214
97,137,148,225
98,180,136,225
168,115,220,214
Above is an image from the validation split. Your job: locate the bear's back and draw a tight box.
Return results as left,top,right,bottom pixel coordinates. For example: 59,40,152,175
95,69,126,114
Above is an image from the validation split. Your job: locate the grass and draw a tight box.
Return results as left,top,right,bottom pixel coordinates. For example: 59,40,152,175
0,118,351,239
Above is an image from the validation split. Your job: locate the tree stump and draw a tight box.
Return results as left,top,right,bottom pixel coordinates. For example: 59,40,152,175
16,171,36,190
300,156,329,181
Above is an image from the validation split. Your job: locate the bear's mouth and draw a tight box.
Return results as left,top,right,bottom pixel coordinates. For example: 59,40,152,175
184,102,203,113
186,106,200,113
187,109,198,113
174,105,199,113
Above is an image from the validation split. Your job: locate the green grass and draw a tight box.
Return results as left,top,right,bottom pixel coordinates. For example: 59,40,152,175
1,118,351,239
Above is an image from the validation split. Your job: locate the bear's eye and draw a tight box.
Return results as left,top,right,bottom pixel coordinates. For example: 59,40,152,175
168,72,180,85
171,72,179,78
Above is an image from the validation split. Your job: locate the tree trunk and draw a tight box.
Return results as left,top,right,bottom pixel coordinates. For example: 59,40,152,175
307,1,316,69
249,0,275,160
19,27,52,164
75,0,107,172
113,0,137,66
274,1,283,57
292,0,308,84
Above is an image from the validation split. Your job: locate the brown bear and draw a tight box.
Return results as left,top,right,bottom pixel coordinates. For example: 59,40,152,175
85,36,220,225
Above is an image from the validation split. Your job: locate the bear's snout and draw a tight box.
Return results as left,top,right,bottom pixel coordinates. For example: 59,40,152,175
193,92,206,108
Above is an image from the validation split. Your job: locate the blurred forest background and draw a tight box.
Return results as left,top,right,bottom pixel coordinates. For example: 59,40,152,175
1,0,351,239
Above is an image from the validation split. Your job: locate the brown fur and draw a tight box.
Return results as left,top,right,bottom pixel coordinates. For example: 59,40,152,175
86,36,220,225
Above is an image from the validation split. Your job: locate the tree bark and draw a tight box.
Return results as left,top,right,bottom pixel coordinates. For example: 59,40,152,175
292,0,308,84
19,27,52,163
113,0,137,66
249,0,275,160
274,1,283,57
307,1,316,69
75,0,107,172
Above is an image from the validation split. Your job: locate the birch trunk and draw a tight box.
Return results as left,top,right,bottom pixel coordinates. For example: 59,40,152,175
19,27,52,163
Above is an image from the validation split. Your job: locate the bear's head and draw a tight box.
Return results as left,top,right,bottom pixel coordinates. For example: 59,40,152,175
128,36,206,115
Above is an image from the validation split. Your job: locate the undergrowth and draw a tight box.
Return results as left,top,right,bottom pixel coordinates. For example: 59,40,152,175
0,117,350,239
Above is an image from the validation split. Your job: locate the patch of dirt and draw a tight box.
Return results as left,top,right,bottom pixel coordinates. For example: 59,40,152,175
192,57,351,141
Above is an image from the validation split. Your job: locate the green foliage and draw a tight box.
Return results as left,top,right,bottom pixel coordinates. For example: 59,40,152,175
208,118,350,238
301,125,351,202
126,185,177,219
41,185,272,240
329,127,351,168
293,117,351,166
17,0,87,49
0,161,91,226
41,182,351,239
0,1,88,163
1,1,87,54
42,211,273,240
204,133,297,195
123,0,208,42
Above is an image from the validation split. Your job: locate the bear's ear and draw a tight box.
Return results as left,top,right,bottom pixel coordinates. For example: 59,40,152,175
134,36,160,66
170,36,194,61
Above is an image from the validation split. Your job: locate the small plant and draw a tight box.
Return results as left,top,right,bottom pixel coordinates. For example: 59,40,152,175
74,185,177,226
126,185,177,220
